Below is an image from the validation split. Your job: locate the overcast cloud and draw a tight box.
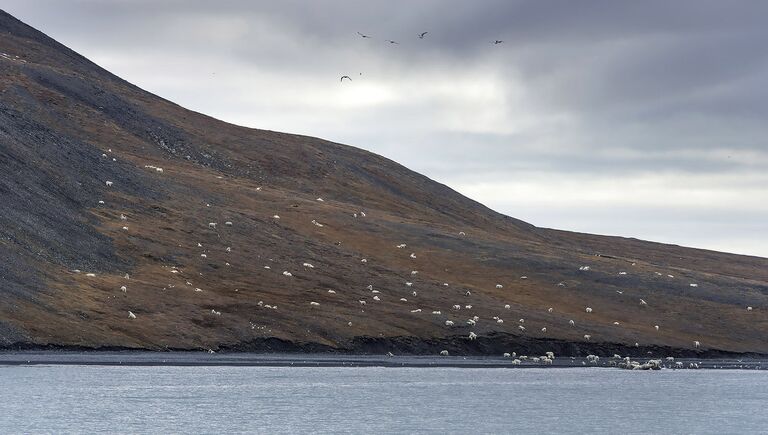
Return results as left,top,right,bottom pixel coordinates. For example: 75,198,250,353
5,0,767,257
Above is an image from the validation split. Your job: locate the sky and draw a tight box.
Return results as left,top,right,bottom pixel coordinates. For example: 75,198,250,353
5,0,768,257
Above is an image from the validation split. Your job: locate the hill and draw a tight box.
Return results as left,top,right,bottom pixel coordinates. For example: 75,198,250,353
1,10,766,356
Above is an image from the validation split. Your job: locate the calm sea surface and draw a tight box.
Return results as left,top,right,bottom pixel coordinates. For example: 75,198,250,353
1,365,766,434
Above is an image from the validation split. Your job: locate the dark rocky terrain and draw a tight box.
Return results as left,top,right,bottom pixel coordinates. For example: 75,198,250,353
1,10,766,356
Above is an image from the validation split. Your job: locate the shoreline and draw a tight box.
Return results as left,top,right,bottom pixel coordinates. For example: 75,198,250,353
2,333,765,361
0,350,765,369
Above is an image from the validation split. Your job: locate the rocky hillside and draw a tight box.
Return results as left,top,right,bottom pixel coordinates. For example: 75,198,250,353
1,10,766,355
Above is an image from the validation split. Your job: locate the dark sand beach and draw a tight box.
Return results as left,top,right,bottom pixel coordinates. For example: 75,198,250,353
0,351,765,370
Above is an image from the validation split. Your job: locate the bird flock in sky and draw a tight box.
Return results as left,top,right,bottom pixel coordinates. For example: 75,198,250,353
340,31,503,82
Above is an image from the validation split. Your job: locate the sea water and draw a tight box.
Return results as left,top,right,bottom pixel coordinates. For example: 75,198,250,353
1,366,766,434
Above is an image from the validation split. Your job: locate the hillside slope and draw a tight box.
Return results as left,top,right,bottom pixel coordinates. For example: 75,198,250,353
1,10,766,355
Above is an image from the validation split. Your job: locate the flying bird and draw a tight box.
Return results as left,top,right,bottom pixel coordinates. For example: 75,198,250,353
357,32,371,38
492,40,504,44
386,40,399,44
418,32,428,39
340,75,352,82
